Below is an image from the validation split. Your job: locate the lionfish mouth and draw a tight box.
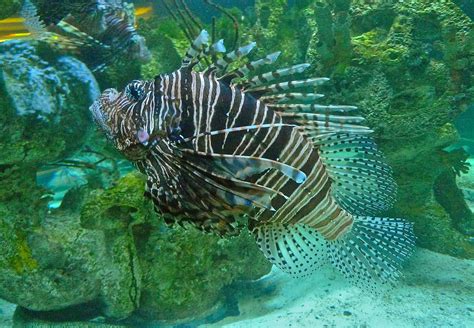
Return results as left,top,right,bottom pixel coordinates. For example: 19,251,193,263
89,88,119,139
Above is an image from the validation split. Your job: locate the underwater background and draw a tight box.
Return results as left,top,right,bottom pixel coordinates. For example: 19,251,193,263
0,0,472,327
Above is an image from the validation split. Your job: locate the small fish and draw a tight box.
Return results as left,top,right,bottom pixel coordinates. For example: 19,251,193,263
90,30,416,291
5,0,150,71
16,0,107,59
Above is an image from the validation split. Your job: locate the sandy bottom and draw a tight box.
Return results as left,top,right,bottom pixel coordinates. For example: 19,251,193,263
205,248,474,328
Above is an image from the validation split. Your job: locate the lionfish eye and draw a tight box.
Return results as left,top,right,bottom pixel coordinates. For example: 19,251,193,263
125,80,145,102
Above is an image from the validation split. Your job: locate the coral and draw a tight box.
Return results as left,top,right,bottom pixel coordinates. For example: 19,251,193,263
136,225,270,321
0,0,20,20
0,168,140,319
434,150,474,236
302,0,474,257
382,126,474,258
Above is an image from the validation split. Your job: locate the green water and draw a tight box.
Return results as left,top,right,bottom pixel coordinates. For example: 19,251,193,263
0,0,473,327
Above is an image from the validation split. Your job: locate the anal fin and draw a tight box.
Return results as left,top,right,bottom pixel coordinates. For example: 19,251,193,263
253,224,329,278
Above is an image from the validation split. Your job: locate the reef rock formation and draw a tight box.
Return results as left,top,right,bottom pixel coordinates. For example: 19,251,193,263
0,172,270,323
305,0,474,257
0,40,100,165
80,173,270,321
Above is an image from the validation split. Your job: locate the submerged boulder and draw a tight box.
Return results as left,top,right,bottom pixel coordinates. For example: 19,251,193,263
80,173,271,322
0,171,270,323
0,40,100,165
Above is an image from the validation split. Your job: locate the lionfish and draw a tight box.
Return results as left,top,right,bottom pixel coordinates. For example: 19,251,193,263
90,30,416,291
20,0,150,71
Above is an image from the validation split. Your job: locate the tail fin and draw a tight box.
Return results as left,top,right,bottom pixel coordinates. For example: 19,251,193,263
253,216,415,291
328,216,415,291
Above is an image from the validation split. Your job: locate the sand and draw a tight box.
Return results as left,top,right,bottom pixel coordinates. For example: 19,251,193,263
205,248,474,328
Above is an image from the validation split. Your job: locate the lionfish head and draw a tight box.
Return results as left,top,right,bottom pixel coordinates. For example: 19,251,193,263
89,80,159,161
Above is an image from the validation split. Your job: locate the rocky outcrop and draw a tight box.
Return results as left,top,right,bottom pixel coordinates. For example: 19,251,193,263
0,40,100,165
0,168,270,323
80,173,271,321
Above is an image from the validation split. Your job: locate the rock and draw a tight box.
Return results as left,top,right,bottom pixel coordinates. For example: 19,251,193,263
81,173,271,322
0,165,139,320
13,306,128,327
0,40,100,166
0,169,271,323
0,208,139,319
306,0,474,257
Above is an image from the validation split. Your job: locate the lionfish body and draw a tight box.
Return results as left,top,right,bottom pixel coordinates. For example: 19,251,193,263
91,31,415,291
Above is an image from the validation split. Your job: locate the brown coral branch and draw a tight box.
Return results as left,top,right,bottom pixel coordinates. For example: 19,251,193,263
211,16,216,44
174,0,199,37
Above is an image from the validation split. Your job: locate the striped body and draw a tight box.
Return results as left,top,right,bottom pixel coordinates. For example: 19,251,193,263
104,68,353,239
183,69,353,239
90,30,415,289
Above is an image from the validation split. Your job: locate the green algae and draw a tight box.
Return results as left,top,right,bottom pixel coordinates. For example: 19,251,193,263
0,0,20,20
137,226,270,320
8,233,39,275
81,172,150,231
138,18,189,79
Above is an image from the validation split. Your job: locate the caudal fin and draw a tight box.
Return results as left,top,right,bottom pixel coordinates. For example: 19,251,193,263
327,216,415,292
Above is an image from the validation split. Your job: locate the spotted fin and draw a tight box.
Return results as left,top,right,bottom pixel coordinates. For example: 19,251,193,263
21,0,47,36
253,224,329,278
327,216,415,292
181,161,276,210
176,152,280,210
315,134,397,215
252,217,415,290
